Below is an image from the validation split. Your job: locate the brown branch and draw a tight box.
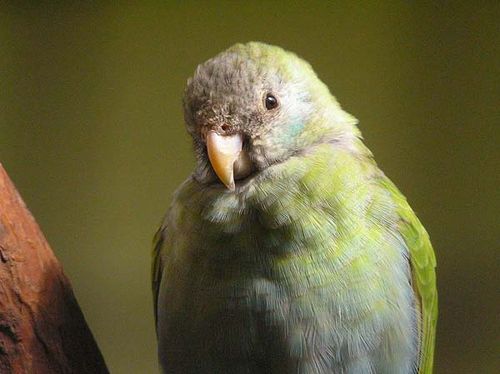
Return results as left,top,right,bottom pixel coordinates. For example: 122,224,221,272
0,164,108,373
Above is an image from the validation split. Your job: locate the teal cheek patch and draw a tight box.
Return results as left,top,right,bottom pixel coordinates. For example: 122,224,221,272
287,122,305,139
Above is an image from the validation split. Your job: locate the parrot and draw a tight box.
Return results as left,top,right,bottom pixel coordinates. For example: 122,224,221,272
152,42,437,374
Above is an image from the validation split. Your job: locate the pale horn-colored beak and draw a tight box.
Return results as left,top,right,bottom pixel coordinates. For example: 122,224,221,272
206,130,243,191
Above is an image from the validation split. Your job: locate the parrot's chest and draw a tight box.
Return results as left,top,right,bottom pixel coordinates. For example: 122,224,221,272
158,172,418,372
158,209,418,373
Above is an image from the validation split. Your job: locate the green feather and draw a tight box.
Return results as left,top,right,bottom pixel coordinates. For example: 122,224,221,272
378,178,438,374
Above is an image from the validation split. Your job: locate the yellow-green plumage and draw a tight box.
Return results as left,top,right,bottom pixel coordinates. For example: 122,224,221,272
381,177,438,374
152,42,437,373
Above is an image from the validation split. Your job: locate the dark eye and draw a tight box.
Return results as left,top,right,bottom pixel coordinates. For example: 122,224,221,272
264,93,279,110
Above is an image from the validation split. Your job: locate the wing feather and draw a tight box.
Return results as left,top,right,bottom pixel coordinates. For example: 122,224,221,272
381,178,438,374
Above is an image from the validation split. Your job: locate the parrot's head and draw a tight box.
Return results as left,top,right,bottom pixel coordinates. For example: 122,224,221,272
183,42,357,190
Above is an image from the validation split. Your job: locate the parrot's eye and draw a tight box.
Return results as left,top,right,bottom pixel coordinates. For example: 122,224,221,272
264,93,279,110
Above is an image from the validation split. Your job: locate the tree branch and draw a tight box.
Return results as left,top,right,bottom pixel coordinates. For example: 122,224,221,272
0,164,108,373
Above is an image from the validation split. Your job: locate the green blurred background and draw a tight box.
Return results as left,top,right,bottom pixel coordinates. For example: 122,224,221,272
1,2,498,373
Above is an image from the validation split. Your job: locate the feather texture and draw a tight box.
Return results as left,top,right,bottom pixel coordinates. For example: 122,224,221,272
153,42,437,373
153,142,436,373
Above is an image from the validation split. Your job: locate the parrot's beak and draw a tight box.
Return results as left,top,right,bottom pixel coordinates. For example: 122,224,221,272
206,130,244,191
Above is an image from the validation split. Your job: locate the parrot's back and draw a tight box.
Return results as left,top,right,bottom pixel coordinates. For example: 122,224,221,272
153,143,434,373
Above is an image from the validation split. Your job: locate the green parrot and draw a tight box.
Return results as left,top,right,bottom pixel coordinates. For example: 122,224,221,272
152,42,437,374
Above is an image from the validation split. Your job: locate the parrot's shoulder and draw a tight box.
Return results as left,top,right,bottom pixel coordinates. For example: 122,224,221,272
334,140,437,373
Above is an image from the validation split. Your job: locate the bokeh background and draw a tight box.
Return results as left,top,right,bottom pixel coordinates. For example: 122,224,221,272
1,2,498,373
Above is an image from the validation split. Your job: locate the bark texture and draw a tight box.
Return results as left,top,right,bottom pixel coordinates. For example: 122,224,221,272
0,164,108,373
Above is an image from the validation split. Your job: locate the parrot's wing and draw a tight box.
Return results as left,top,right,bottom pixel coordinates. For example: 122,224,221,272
151,223,167,329
381,178,438,374
405,216,438,374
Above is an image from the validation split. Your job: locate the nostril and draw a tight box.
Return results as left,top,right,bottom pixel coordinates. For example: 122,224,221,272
221,124,230,133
